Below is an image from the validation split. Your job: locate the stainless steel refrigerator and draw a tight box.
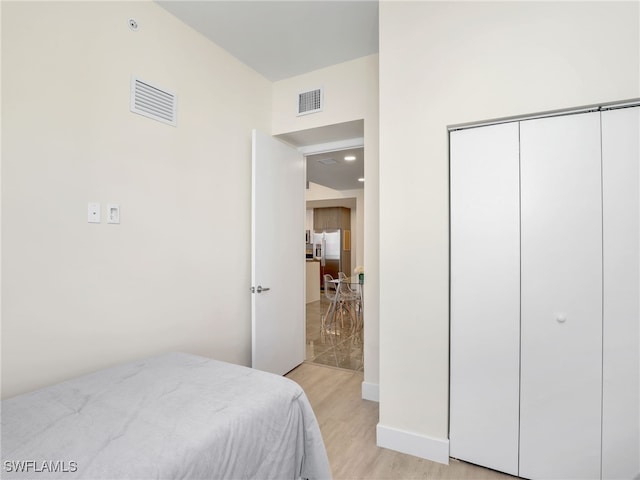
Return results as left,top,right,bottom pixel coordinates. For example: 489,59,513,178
313,229,341,286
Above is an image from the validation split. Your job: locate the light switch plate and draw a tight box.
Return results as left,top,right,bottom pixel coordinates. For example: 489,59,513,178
88,203,101,223
107,204,120,224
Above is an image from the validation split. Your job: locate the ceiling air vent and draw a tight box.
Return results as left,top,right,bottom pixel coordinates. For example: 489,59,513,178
297,88,323,116
130,76,177,127
317,158,337,165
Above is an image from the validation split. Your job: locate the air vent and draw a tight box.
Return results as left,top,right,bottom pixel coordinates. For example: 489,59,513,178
317,158,337,165
297,88,323,116
130,76,177,126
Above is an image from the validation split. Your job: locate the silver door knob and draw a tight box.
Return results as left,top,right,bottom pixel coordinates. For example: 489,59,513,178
256,285,270,293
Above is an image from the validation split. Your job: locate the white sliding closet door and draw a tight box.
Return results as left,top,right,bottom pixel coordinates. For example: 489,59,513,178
601,106,640,480
450,123,520,475
519,112,603,480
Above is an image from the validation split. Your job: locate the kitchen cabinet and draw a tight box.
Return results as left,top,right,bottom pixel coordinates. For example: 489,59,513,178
313,207,348,231
313,207,335,230
449,106,639,480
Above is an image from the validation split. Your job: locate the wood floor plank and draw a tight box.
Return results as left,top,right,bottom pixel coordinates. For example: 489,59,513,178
286,363,518,480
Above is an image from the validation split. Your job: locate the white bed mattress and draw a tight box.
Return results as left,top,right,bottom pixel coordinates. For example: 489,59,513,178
1,352,331,479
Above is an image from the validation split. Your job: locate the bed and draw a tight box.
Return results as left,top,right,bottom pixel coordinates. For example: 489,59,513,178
1,352,331,479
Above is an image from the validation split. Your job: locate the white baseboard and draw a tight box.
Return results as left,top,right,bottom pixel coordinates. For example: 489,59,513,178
377,423,450,465
361,381,379,402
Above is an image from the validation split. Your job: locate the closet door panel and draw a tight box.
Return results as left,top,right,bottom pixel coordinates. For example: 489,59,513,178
519,112,602,480
601,106,640,480
450,122,520,475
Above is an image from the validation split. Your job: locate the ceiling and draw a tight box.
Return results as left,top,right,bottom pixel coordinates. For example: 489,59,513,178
156,1,372,192
306,147,364,191
277,119,364,148
276,120,364,191
156,1,379,82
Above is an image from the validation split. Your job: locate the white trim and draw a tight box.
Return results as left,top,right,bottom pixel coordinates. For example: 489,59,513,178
448,98,640,132
376,423,450,465
298,137,364,156
361,381,379,402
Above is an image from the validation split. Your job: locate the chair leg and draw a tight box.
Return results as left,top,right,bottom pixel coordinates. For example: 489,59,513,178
336,301,343,332
351,300,359,335
325,296,344,335
355,299,362,333
324,301,335,333
341,299,356,336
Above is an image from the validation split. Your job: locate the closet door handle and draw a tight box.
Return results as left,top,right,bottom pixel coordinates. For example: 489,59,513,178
556,314,567,324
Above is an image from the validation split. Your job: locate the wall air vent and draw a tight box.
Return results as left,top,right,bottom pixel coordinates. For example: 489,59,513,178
130,76,177,126
297,88,323,116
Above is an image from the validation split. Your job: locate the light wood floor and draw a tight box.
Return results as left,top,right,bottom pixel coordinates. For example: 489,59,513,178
286,363,517,480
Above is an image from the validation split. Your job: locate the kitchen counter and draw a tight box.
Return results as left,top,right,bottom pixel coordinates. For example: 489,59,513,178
306,260,320,303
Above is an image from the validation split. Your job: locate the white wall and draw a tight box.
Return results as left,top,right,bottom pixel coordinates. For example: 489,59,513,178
1,1,271,398
305,209,314,233
378,0,640,461
273,54,379,398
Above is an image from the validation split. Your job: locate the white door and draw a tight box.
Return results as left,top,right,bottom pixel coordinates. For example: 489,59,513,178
251,129,305,375
449,122,521,475
519,112,603,480
601,106,640,480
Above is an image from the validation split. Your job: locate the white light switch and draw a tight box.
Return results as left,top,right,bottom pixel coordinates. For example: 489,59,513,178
88,203,101,223
107,204,120,224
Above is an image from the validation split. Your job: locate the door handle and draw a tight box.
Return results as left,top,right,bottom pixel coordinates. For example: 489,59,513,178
251,285,271,293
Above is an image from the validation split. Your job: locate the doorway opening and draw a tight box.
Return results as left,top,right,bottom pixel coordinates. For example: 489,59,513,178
305,151,364,372
305,197,363,371
275,119,365,374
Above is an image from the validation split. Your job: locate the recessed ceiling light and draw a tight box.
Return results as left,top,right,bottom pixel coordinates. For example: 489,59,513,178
358,178,365,182
344,155,356,161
